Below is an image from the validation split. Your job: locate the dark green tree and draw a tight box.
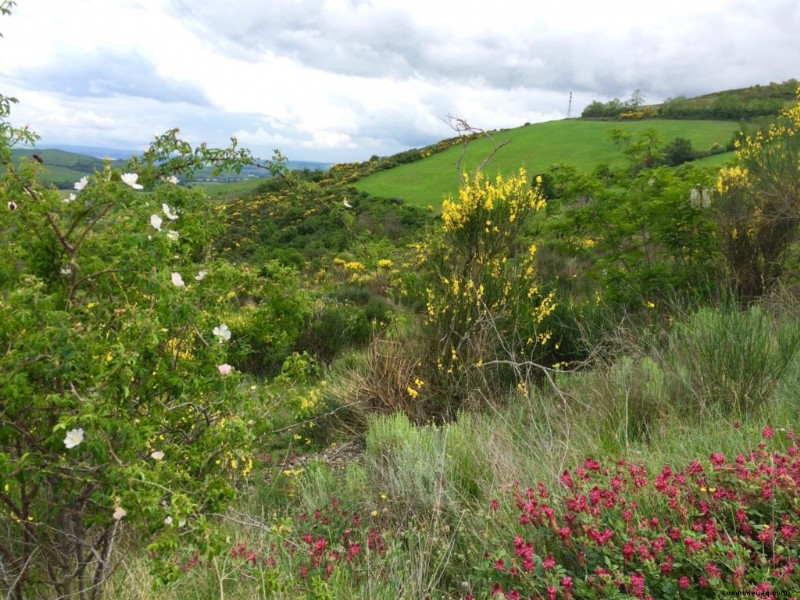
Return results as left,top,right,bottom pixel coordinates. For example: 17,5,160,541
663,137,694,166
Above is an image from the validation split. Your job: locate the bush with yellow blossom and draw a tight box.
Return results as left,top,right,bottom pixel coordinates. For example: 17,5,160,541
419,169,555,414
713,88,800,299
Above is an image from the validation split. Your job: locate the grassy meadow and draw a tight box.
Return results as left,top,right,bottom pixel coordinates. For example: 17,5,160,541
197,177,270,198
353,119,739,208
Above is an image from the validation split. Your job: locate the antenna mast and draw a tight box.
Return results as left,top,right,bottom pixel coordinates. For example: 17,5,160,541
567,92,573,118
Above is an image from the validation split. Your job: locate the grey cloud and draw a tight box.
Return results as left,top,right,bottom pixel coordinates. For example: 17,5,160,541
569,0,800,100
166,0,800,106
19,51,210,106
352,108,443,149
12,0,800,165
168,0,432,77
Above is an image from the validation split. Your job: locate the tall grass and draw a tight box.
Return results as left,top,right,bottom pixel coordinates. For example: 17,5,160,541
665,304,800,414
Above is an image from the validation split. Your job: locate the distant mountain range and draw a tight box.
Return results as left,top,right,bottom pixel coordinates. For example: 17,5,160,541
10,146,333,189
44,144,141,160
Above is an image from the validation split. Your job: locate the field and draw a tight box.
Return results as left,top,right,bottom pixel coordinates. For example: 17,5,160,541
353,118,738,207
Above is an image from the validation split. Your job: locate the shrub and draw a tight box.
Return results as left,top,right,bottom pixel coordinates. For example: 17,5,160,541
418,169,556,416
322,336,425,428
713,90,800,299
297,294,391,365
0,120,269,596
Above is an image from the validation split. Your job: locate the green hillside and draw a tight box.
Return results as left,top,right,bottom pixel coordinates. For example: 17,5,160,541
10,148,329,190
10,148,124,189
353,119,739,208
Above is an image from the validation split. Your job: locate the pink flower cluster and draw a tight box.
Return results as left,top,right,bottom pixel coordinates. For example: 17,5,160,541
480,428,800,599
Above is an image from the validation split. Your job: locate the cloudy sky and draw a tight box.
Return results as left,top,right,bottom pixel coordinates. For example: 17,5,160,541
0,0,798,163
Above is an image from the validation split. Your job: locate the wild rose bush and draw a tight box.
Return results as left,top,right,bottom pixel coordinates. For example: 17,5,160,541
474,428,800,599
0,98,280,596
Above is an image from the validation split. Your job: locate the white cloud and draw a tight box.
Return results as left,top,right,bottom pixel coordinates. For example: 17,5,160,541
0,0,798,162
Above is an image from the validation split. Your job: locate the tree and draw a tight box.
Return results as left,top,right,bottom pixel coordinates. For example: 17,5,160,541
663,137,694,166
609,126,665,172
627,89,645,109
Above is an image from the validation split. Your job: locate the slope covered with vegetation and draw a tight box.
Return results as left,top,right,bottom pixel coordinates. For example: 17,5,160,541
2,2,800,593
352,119,739,208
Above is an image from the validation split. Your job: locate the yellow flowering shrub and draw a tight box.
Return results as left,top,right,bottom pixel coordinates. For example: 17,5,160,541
713,87,800,298
420,169,555,411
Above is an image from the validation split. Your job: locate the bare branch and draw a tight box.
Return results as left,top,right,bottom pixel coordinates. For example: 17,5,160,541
442,114,513,179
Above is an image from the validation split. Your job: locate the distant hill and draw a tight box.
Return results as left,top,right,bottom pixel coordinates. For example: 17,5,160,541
42,144,140,160
9,149,126,189
10,147,332,189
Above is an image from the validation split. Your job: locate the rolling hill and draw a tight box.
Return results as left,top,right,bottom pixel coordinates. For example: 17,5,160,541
352,119,740,208
9,147,331,190
9,148,125,189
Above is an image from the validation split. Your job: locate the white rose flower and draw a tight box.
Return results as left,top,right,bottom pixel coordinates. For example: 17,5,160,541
64,427,84,449
162,203,179,220
213,324,231,342
121,173,143,190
